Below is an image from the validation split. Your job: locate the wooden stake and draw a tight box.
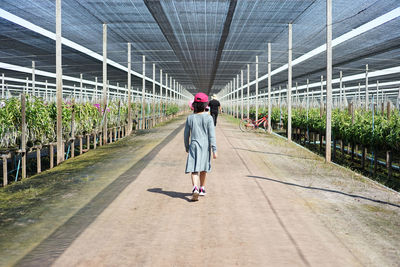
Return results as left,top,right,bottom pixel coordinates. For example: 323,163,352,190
36,146,41,173
2,154,11,186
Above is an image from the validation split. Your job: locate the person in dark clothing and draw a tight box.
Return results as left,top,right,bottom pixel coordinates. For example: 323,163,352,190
208,94,221,126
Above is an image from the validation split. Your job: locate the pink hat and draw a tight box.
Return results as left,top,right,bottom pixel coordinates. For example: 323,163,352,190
194,92,208,103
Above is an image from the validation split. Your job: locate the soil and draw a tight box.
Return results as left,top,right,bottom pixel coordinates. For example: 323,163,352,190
1,115,400,266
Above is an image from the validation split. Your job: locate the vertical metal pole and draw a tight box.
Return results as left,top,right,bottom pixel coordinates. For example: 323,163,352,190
358,83,361,108
170,77,172,104
339,70,343,109
233,78,236,117
80,73,83,103
45,80,48,101
165,73,168,110
255,56,259,121
326,0,332,162
306,79,309,112
365,64,369,111
141,55,146,129
127,43,132,133
56,0,63,164
241,70,244,119
21,94,26,179
32,61,35,96
320,76,324,116
267,42,272,133
287,23,292,142
377,80,380,107
25,77,29,95
236,74,239,118
160,69,163,117
1,73,4,99
102,23,108,144
247,64,250,119
152,64,155,126
95,77,98,102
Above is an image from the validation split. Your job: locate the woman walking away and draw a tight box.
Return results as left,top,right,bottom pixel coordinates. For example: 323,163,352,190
184,92,217,201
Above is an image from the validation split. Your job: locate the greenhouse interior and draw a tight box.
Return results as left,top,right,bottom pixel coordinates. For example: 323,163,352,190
1,0,400,266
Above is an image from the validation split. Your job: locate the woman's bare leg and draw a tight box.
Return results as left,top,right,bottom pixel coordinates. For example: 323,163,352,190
200,171,207,187
191,172,200,188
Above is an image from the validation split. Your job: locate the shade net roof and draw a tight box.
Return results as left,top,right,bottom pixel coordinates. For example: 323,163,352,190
0,0,399,96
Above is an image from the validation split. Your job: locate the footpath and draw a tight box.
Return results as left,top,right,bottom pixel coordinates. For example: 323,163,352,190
2,115,400,266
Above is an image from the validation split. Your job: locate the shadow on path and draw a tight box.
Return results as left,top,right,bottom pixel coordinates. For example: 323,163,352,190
148,188,191,202
16,123,185,267
248,175,400,209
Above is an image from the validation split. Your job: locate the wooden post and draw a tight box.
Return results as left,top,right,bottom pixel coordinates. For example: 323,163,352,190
387,150,392,178
56,0,64,165
49,143,54,169
35,146,41,173
86,134,90,150
21,94,26,179
287,23,292,142
79,136,83,154
93,133,97,149
2,154,11,186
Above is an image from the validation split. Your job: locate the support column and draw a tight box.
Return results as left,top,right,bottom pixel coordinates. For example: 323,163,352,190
241,70,244,119
339,70,343,109
170,76,172,105
326,0,333,162
255,56,259,121
127,43,132,134
102,23,108,144
21,94,26,178
80,73,83,103
365,64,369,110
267,42,272,133
1,73,4,99
56,0,63,164
32,61,36,96
320,76,324,116
152,64,156,126
287,23,292,142
165,73,168,111
142,55,146,129
247,64,250,119
160,69,163,118
95,77,98,103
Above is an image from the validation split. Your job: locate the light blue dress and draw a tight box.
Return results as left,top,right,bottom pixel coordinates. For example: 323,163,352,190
184,113,217,173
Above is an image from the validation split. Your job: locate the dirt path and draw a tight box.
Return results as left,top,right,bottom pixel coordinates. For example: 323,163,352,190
17,116,400,266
